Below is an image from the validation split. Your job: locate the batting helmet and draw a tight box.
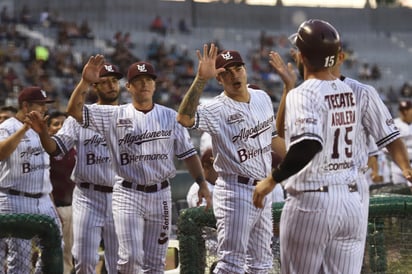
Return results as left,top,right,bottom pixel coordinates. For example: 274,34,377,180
289,19,341,70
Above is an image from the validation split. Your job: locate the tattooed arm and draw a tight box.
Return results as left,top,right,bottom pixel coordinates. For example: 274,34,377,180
177,43,224,127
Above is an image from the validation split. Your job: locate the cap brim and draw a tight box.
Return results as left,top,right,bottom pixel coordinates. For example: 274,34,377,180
29,99,55,104
219,61,245,69
100,72,123,79
128,74,157,82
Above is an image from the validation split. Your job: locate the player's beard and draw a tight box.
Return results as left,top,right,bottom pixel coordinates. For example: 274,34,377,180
98,90,120,104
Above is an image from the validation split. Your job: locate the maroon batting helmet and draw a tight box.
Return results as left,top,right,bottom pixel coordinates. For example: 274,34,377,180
289,19,341,70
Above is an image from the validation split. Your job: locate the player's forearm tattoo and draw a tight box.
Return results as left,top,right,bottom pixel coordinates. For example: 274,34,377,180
195,175,205,185
178,77,207,118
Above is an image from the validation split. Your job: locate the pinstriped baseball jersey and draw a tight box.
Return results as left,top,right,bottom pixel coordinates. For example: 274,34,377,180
82,103,197,182
391,117,412,185
283,79,359,192
343,77,400,151
394,117,412,159
194,87,275,180
0,118,52,194
52,115,119,187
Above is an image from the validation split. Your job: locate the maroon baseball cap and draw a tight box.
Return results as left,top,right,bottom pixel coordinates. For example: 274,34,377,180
127,61,157,82
215,50,244,69
99,63,123,79
18,86,55,104
399,100,412,111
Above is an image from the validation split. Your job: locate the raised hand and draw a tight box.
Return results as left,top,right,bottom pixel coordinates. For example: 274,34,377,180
269,51,297,92
82,54,105,84
196,43,225,81
26,111,48,134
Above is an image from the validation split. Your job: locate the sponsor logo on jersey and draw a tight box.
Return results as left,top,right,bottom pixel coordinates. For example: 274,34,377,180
157,232,169,245
232,116,274,143
227,113,244,124
322,160,354,171
294,117,317,126
117,118,133,127
118,130,172,146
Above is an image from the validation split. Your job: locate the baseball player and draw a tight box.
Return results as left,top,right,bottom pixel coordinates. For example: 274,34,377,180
390,100,412,187
0,86,61,274
268,32,412,271
177,44,286,274
253,19,366,274
28,63,124,274
47,110,76,274
187,148,216,208
65,56,211,274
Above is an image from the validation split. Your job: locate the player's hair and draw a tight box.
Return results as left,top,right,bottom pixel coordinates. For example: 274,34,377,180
0,105,18,114
47,110,68,126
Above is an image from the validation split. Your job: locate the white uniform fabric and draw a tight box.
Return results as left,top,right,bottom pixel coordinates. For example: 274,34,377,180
53,115,119,274
281,79,364,274
82,103,196,274
391,117,412,186
0,117,61,274
193,88,275,274
343,76,400,262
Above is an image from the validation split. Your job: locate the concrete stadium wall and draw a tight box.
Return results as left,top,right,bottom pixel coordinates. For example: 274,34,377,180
11,0,412,33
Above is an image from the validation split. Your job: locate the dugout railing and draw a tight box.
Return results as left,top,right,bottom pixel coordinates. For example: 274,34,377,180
0,213,63,274
177,194,412,274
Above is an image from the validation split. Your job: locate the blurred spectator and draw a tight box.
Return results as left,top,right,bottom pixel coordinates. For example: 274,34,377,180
358,63,372,80
371,64,381,80
79,19,94,39
149,15,166,36
400,81,412,97
1,6,14,24
39,7,51,27
19,5,33,27
389,100,412,188
178,18,191,34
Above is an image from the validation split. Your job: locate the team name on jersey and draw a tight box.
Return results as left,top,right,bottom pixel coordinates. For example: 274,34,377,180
22,163,50,173
120,153,168,165
238,143,272,163
84,135,107,147
118,130,172,146
232,116,274,143
20,146,43,158
86,153,110,165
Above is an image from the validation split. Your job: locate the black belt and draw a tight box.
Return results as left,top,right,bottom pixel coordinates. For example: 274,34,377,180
79,183,113,193
122,180,169,193
7,189,43,199
302,184,358,193
237,176,258,186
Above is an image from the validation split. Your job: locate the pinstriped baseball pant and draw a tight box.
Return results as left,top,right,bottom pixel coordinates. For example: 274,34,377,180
213,179,273,274
112,183,171,274
280,184,364,274
72,187,118,274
